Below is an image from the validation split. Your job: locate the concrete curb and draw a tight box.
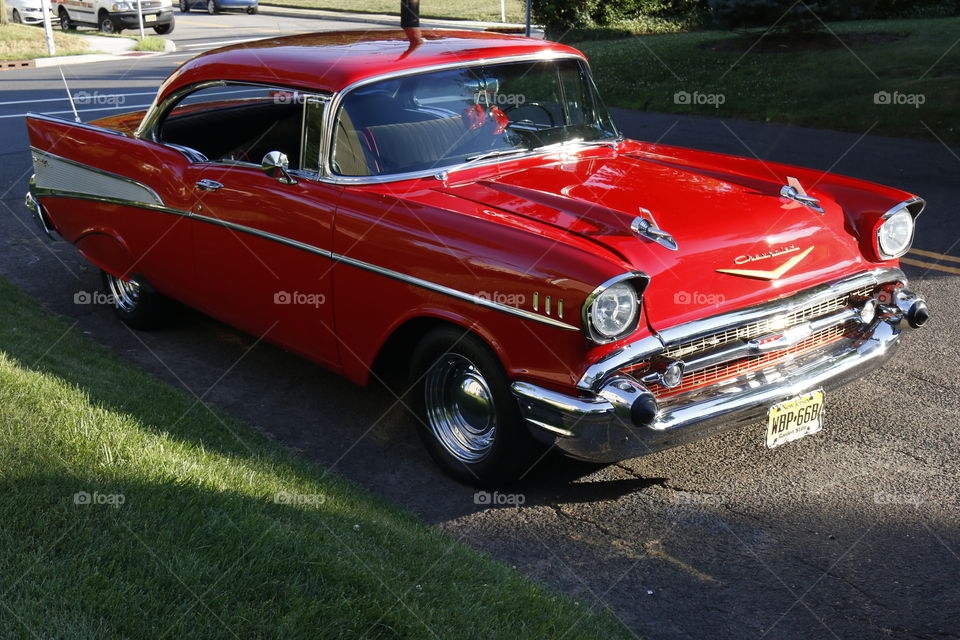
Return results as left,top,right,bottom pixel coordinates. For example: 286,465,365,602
15,35,176,69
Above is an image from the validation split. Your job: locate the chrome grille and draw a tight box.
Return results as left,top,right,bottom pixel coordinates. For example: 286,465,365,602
622,285,876,399
647,322,855,398
659,286,874,360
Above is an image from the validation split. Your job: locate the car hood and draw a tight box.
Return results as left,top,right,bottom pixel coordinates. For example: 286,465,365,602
434,143,889,331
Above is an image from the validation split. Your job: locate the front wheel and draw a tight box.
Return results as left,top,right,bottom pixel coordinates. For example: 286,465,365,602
99,13,119,33
246,5,257,14
410,327,544,487
206,0,216,14
179,0,189,11
12,9,22,23
153,18,173,34
101,271,175,329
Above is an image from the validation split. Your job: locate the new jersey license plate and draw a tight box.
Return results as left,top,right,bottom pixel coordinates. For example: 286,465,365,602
766,390,824,448
144,14,157,22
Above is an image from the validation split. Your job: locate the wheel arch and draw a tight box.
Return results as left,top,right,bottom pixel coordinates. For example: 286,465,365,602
365,310,507,389
74,229,137,281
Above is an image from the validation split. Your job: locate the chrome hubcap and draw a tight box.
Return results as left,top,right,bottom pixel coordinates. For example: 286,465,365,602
106,275,141,312
424,353,496,462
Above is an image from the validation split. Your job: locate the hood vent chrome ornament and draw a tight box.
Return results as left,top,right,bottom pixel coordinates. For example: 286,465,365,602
631,209,678,251
780,177,824,213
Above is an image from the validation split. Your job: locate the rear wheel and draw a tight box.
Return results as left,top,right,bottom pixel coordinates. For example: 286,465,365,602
410,327,544,487
101,271,175,329
179,0,189,11
206,0,216,14
246,5,257,14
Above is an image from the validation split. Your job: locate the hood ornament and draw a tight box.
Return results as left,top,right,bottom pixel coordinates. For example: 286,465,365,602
631,209,678,251
717,246,815,280
780,177,824,213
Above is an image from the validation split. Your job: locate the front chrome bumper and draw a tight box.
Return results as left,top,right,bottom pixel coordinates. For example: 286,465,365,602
512,269,926,463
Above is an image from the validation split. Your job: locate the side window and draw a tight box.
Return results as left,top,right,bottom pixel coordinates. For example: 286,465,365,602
301,96,327,174
157,84,327,172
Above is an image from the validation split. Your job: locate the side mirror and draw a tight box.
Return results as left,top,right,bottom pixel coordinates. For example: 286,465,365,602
262,151,297,185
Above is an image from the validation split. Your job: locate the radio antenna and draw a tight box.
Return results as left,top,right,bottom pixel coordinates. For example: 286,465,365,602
58,65,80,123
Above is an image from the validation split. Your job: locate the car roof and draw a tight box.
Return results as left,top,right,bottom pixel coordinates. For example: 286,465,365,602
154,29,586,103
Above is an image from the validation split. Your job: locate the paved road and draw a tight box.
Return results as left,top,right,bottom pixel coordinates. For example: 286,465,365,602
1,19,959,639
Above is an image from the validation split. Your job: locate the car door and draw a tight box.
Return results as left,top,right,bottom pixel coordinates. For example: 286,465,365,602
154,85,342,369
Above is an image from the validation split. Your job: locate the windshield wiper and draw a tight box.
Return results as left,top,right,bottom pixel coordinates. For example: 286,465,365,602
433,148,530,180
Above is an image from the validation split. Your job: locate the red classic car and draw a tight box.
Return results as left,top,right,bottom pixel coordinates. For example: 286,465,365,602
25,30,928,486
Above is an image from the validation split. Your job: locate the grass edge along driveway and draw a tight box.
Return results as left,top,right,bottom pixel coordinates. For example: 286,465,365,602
0,275,632,640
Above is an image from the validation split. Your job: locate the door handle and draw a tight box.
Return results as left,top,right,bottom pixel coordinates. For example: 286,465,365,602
195,179,223,191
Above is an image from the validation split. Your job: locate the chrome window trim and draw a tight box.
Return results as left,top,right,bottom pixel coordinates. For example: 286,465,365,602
300,94,331,174
319,52,604,185
576,267,908,390
581,271,649,344
876,197,924,260
135,80,334,169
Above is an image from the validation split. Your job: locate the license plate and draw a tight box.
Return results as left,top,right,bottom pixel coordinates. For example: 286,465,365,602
766,390,824,448
144,14,157,22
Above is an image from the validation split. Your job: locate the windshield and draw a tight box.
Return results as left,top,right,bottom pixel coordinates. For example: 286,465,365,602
330,58,620,177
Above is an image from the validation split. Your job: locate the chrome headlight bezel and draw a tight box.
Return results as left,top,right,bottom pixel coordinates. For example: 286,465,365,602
582,272,648,344
876,197,923,260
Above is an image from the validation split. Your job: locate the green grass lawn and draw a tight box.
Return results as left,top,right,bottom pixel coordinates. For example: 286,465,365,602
259,0,526,22
0,276,630,639
0,23,91,60
131,35,167,51
577,16,960,144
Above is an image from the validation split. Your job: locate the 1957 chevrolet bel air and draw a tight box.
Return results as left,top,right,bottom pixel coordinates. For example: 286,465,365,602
25,30,929,486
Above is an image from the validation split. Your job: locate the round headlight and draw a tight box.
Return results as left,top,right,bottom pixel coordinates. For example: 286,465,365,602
877,209,914,258
588,281,639,341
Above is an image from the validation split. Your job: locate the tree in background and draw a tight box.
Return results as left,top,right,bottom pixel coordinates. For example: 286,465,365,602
533,0,960,35
1,0,8,25
531,0,706,34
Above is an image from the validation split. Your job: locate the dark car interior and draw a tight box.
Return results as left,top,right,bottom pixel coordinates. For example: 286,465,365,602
332,87,477,176
159,100,305,169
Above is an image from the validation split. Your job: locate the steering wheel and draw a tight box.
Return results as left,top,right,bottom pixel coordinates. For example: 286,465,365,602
502,102,557,127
